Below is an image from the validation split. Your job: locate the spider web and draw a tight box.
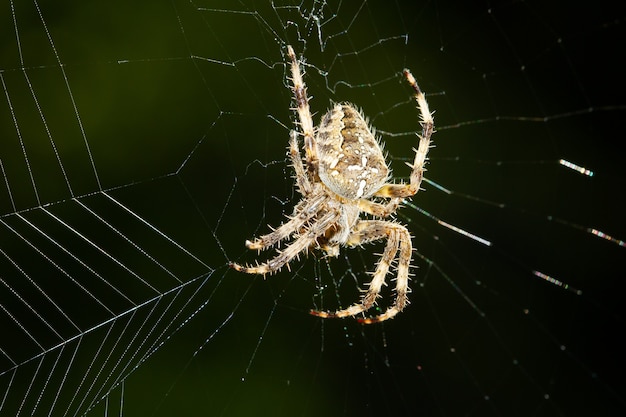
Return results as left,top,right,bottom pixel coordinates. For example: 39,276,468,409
1,0,625,416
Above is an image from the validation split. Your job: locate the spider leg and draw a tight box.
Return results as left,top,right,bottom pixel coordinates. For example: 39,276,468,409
374,69,433,200
231,210,338,276
311,220,412,322
241,193,327,252
358,198,403,218
289,130,312,196
287,45,319,177
358,223,412,324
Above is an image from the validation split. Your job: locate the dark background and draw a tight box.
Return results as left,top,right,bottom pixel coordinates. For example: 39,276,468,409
1,0,625,416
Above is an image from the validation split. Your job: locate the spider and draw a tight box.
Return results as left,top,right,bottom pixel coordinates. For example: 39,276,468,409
230,45,434,324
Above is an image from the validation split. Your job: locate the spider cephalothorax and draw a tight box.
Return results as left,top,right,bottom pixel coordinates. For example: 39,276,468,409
230,45,434,323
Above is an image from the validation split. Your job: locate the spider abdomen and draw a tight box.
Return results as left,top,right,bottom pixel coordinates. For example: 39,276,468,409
317,104,389,200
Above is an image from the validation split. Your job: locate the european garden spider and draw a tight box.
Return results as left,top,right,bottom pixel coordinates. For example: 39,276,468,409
231,45,433,323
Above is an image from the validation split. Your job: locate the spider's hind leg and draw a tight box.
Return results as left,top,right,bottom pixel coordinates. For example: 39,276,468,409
289,130,312,196
287,45,319,177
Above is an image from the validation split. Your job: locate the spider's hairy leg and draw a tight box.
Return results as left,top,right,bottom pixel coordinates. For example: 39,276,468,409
311,220,406,322
289,130,312,195
358,198,404,218
287,45,319,175
374,69,433,200
239,193,327,252
231,211,338,276
405,68,434,196
358,224,412,324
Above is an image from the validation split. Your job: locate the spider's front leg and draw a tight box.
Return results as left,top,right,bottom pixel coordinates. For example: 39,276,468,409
358,222,412,324
310,220,412,323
